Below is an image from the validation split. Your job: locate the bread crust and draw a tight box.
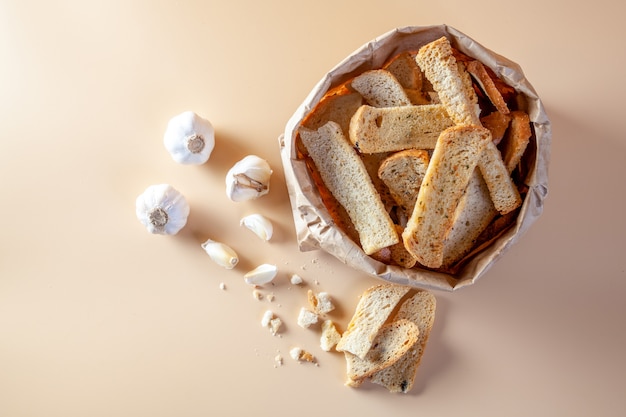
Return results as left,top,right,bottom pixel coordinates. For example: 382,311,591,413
403,125,492,268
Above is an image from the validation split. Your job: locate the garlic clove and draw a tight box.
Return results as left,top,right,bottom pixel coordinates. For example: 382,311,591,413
201,239,239,269
225,155,272,202
240,214,273,241
164,111,215,165
136,184,190,235
244,263,278,286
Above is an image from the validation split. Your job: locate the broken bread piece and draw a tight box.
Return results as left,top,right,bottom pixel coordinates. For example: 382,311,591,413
300,90,363,136
299,121,399,255
478,140,522,215
351,69,411,108
349,104,453,153
415,36,480,126
500,110,532,173
336,284,412,359
378,149,430,215
403,124,492,269
370,290,436,393
345,319,419,386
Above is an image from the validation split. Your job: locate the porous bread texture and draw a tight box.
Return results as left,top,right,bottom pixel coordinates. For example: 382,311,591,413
300,90,364,137
383,51,423,91
441,169,498,269
478,140,522,215
415,36,480,126
349,104,453,153
403,124,492,269
369,290,436,393
344,319,419,385
351,69,411,108
320,320,342,352
336,284,412,359
299,121,399,255
378,149,430,214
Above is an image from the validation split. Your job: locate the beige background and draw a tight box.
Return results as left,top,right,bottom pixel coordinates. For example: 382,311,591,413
1,1,625,416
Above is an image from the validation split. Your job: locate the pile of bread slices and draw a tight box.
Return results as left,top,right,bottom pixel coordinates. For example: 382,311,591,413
297,36,532,272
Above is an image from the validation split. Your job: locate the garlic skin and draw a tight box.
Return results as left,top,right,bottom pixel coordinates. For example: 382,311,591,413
136,184,190,235
244,264,278,286
201,239,239,269
225,155,272,201
240,214,273,241
164,111,215,165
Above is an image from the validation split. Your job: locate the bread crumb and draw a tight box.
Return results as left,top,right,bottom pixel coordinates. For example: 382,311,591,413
253,289,263,300
308,290,335,314
289,347,316,363
219,282,226,290
320,319,342,351
297,307,319,328
274,354,283,367
290,274,303,285
266,293,276,302
269,317,282,336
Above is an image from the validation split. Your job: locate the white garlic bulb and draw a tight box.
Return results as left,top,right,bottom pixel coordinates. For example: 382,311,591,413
225,155,272,201
163,111,215,165
200,238,239,269
243,264,277,286
136,184,190,235
240,214,273,241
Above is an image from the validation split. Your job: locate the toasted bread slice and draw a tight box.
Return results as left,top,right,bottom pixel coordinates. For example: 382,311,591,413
403,125,492,268
466,59,510,115
383,51,423,91
349,104,453,153
301,90,364,136
441,169,498,269
369,290,436,393
415,36,480,126
299,122,399,255
500,110,531,173
477,140,522,215
481,111,512,145
378,149,430,214
351,69,411,108
336,284,412,359
345,319,419,386
388,224,418,268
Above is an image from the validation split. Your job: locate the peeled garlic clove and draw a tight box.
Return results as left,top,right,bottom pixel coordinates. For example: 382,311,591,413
240,214,273,241
225,155,272,201
201,239,239,269
244,263,277,286
136,184,190,235
164,111,215,165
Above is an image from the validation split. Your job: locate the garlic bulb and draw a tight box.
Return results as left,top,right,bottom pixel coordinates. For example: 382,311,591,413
240,214,273,241
225,155,272,201
244,263,278,286
163,111,215,165
136,184,190,235
201,238,239,269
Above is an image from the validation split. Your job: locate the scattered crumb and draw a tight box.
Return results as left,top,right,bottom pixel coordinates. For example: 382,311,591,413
297,307,319,328
253,289,263,300
274,354,283,367
269,317,282,336
266,293,276,302
219,282,226,290
289,347,316,364
308,290,335,314
320,319,342,352
290,274,303,285
314,280,320,285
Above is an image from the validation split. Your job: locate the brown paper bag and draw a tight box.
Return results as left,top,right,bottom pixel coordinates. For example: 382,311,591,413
279,25,551,291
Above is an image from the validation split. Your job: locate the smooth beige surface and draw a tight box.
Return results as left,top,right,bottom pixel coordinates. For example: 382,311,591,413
1,1,625,416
